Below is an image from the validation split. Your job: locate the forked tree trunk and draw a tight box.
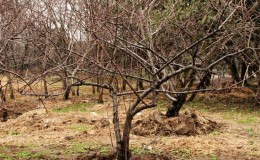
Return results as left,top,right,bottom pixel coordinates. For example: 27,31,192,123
166,94,187,117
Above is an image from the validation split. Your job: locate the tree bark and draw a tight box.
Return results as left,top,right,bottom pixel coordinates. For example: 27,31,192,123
225,58,240,83
166,94,187,117
119,113,133,160
43,77,48,99
97,88,104,103
7,74,15,99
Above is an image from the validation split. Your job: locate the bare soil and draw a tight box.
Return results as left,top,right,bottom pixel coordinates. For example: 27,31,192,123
0,91,259,160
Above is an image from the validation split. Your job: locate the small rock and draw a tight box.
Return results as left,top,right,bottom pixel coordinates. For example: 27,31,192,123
64,136,73,140
89,130,96,135
144,145,152,150
136,112,142,116
77,117,88,123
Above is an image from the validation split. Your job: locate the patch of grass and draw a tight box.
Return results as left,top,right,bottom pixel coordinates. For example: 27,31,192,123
238,116,257,124
131,147,143,155
157,99,171,112
66,143,112,155
69,125,92,132
210,131,222,135
248,140,255,145
0,146,8,152
66,143,92,154
171,148,192,158
52,102,97,113
66,141,113,154
16,151,42,159
9,131,20,135
0,154,9,159
99,146,112,154
184,97,260,124
131,146,160,155
246,128,259,138
25,143,39,149
210,154,218,160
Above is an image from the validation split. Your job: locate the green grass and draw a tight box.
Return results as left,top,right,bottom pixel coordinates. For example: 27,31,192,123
184,97,260,124
16,151,43,159
9,131,20,135
156,99,171,112
210,154,218,160
65,142,112,154
238,116,258,124
131,146,160,155
66,143,90,153
0,154,10,159
69,125,92,132
210,131,222,135
171,148,192,159
53,102,97,113
0,146,8,152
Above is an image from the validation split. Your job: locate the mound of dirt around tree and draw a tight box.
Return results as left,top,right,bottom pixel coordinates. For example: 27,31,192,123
132,110,217,136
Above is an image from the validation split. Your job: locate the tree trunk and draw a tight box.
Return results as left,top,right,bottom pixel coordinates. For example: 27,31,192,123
97,88,104,103
64,87,70,100
76,86,80,96
122,78,126,91
0,81,6,103
225,58,240,83
7,74,15,99
188,72,211,102
92,86,96,94
119,114,133,160
63,78,70,100
240,61,248,85
43,77,48,99
257,72,260,103
166,94,187,117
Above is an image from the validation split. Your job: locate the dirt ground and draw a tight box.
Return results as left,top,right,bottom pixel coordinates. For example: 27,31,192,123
0,90,259,160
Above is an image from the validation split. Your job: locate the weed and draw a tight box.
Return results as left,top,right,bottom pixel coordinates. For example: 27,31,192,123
53,102,97,113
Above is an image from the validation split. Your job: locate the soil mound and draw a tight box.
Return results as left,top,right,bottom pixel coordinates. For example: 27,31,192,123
132,110,217,136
